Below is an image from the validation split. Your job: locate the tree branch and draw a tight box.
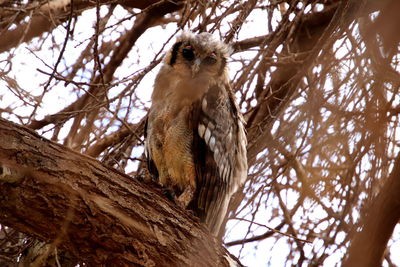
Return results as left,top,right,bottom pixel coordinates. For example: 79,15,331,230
27,0,183,132
0,118,233,266
343,152,400,267
0,0,183,54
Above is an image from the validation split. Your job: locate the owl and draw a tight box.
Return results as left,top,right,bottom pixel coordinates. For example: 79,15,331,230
145,32,247,236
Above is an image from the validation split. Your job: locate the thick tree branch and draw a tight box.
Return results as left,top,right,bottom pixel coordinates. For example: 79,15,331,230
343,153,400,267
0,118,233,266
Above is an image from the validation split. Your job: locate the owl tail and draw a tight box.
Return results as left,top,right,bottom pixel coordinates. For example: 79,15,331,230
205,195,230,237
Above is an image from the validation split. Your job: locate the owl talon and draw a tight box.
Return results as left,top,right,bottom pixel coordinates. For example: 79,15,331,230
163,189,177,203
177,185,195,208
185,209,196,218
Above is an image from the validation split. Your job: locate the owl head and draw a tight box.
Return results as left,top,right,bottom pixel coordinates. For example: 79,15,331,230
164,32,232,78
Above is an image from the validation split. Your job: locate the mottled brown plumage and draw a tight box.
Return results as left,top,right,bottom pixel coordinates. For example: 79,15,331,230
145,32,247,236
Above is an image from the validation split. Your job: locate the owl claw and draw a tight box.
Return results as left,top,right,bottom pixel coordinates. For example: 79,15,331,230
162,188,193,210
177,185,195,208
162,188,177,203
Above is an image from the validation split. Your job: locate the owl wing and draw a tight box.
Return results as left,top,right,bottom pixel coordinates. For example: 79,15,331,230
144,117,159,179
190,82,247,236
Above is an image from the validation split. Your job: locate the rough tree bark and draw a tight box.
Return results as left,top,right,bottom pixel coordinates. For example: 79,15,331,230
0,118,234,266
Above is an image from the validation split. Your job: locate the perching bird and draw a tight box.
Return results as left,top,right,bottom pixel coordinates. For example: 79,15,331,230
145,32,247,236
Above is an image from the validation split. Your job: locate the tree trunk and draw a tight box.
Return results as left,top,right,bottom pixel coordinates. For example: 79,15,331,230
343,153,400,267
0,118,233,266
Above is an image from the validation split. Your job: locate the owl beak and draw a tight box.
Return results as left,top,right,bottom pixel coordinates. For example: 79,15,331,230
191,58,202,77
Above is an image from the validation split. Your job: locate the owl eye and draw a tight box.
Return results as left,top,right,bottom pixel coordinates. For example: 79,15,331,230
203,53,217,65
182,46,195,61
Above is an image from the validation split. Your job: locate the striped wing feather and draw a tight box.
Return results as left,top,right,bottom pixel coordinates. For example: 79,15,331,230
190,82,241,235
